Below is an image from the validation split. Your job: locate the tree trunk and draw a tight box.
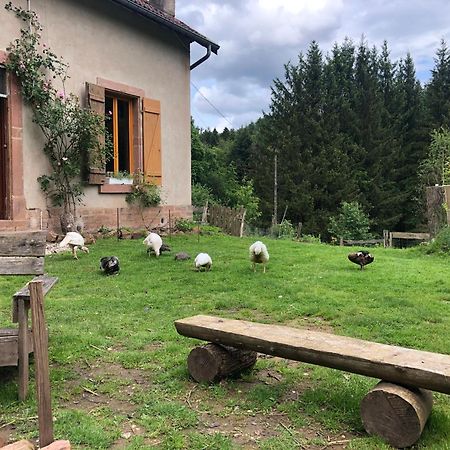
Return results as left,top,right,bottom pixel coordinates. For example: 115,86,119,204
360,381,433,448
187,343,257,382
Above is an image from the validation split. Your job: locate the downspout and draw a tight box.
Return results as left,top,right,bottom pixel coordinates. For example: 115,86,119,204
190,44,211,71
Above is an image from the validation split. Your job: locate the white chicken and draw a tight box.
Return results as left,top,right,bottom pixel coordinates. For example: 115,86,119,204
249,241,269,273
143,232,163,257
194,253,212,271
59,232,89,259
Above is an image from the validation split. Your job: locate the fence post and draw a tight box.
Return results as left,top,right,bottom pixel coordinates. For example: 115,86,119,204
383,230,389,248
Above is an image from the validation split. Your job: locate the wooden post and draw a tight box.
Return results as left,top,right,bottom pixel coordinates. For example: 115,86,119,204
239,209,246,238
116,208,120,240
383,230,389,248
202,201,208,224
17,299,29,401
389,232,393,248
187,343,257,382
339,237,344,246
29,281,53,448
168,209,172,237
297,222,302,238
361,381,433,448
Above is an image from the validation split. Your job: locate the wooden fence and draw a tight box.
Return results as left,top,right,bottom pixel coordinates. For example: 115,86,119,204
208,205,246,237
388,231,430,247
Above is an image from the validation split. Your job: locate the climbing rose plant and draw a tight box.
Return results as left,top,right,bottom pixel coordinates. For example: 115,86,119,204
5,2,110,230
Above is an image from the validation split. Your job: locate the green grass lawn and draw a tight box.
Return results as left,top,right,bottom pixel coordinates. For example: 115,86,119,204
0,233,449,449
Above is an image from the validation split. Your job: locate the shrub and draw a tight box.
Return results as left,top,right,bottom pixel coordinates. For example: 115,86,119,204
328,201,373,240
298,234,321,244
126,172,161,208
423,226,450,254
272,219,296,239
175,218,196,232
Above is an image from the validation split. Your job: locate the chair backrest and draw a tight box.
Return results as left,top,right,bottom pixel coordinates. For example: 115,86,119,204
0,231,47,275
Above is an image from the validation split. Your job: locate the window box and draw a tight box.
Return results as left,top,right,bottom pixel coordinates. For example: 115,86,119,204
107,177,133,185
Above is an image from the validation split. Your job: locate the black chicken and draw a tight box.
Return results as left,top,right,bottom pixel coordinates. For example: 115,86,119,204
100,256,120,275
348,251,374,270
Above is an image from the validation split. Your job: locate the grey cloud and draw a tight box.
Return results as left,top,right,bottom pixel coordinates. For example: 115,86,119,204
178,0,450,130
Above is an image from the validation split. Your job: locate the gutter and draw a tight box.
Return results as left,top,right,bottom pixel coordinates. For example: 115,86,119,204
190,44,211,71
108,0,219,70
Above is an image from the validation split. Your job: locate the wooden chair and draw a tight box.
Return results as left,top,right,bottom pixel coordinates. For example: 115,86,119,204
0,231,58,400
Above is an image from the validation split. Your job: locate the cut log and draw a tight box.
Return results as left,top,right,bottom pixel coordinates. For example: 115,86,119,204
187,343,257,382
0,441,34,450
41,441,71,450
174,315,450,394
0,433,7,448
360,381,433,448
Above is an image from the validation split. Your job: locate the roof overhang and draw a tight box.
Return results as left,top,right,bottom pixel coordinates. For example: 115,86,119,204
107,0,220,55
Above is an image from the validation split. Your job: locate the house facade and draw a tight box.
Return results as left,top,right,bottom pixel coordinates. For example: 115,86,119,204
0,0,218,232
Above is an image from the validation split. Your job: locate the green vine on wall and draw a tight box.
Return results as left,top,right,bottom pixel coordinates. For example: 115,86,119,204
5,2,110,229
126,171,161,208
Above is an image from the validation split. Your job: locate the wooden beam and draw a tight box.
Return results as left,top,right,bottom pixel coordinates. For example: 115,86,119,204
12,276,58,322
29,281,54,447
175,315,450,394
390,232,430,240
0,231,46,256
0,257,44,275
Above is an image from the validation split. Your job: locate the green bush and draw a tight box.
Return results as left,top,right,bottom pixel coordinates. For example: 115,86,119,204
299,234,321,244
423,226,450,254
272,219,296,239
126,174,161,208
175,218,196,232
328,201,373,240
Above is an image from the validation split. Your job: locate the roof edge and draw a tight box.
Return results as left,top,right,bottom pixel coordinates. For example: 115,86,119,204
108,0,220,54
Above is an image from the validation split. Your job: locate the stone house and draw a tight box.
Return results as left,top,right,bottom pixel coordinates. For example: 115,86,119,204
0,0,218,232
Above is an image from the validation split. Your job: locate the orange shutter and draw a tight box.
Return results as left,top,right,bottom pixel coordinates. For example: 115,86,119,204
86,82,106,185
143,98,162,186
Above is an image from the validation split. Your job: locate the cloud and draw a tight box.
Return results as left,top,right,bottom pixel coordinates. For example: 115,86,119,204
177,0,450,130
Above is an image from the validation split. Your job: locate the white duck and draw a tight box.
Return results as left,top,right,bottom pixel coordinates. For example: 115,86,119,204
143,232,163,257
194,253,212,271
249,241,269,273
59,232,89,259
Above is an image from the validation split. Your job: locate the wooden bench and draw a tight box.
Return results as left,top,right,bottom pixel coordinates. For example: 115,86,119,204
175,315,450,448
388,231,430,247
0,231,58,400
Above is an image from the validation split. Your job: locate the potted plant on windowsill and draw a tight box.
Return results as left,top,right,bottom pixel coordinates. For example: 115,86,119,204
106,171,134,185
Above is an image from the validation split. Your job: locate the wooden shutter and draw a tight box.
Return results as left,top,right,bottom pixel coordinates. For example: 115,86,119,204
86,83,106,185
143,98,162,186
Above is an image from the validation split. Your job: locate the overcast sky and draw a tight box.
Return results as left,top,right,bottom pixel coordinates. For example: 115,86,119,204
177,0,450,131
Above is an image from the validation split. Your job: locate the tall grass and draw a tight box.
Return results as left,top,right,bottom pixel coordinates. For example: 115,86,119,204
0,234,449,449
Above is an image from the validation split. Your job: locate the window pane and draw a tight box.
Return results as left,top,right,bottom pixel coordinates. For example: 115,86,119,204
105,97,114,173
0,68,6,97
117,99,130,173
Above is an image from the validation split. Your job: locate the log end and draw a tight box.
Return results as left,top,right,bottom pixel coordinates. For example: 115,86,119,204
187,345,222,382
187,343,257,383
360,381,433,448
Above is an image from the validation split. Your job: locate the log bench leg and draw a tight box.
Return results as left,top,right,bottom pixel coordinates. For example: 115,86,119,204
187,343,257,382
17,299,29,401
360,381,433,448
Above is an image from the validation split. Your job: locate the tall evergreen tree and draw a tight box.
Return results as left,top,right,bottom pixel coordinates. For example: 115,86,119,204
425,39,450,130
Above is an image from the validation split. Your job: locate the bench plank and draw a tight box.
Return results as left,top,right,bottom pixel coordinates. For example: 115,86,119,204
0,231,46,257
12,275,59,323
175,315,450,394
0,257,44,275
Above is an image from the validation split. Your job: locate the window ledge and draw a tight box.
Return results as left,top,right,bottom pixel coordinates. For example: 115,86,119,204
99,184,133,194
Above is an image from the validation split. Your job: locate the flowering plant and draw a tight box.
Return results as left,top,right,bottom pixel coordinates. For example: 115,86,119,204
126,171,161,208
5,2,110,230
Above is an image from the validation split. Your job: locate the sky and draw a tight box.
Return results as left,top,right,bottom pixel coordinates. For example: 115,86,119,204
176,0,450,132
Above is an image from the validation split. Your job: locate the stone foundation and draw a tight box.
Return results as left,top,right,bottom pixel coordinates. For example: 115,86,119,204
0,205,193,234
